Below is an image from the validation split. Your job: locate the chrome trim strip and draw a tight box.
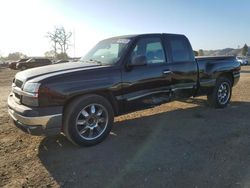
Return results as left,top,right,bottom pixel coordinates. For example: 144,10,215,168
12,86,37,97
127,90,170,101
233,72,240,78
171,86,194,91
126,84,195,102
8,108,62,128
163,70,172,74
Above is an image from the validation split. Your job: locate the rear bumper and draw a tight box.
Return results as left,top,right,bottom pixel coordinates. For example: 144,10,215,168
233,71,240,86
8,93,62,136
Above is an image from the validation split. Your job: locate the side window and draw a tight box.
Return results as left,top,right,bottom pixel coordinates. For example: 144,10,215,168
169,37,193,62
131,37,166,64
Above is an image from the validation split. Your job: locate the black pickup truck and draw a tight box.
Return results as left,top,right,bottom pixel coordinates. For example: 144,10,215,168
8,33,240,146
16,57,52,70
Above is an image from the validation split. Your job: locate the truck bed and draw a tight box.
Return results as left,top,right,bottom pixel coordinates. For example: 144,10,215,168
196,55,236,62
195,55,240,92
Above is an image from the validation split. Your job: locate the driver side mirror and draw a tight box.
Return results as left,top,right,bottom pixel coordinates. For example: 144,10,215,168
130,55,147,66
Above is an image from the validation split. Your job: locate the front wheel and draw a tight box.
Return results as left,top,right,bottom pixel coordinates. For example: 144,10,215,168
20,66,27,71
63,94,114,146
207,77,232,108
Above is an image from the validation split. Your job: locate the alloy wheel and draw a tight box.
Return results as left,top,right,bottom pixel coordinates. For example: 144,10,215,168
217,82,230,105
75,104,108,140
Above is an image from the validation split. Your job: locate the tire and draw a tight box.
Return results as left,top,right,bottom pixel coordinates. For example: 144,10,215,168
63,94,114,146
21,66,27,70
207,77,232,108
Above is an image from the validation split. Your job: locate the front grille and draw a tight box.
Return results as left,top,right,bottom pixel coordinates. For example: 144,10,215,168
15,79,23,88
14,92,21,100
12,78,23,104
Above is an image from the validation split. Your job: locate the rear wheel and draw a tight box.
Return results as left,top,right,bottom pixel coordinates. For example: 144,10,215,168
63,94,114,146
207,77,232,108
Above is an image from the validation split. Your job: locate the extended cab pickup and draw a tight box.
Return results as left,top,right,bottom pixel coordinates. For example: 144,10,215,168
8,33,240,146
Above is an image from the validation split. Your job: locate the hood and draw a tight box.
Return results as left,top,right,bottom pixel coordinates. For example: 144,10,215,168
15,62,105,83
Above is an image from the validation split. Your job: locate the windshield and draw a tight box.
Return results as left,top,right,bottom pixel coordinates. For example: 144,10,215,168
18,58,28,62
80,38,131,65
26,58,34,62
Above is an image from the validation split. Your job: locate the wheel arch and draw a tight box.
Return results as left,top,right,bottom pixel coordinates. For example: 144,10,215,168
63,91,120,118
217,72,234,85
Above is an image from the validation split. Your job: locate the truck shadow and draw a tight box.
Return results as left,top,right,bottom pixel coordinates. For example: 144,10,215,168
38,100,250,188
240,70,250,73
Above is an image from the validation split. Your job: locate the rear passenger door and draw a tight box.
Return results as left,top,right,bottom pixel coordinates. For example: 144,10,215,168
38,59,46,67
37,59,49,67
164,34,198,97
27,59,36,68
44,59,52,66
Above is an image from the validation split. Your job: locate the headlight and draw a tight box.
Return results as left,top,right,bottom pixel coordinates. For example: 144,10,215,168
21,82,41,106
23,82,40,93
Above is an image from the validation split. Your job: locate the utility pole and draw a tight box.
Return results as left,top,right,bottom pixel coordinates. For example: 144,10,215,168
73,29,76,58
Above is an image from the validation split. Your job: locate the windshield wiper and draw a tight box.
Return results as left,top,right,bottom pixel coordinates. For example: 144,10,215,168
80,58,103,65
88,59,102,65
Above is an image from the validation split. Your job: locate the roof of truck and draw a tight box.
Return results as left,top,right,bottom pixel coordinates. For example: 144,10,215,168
104,33,185,40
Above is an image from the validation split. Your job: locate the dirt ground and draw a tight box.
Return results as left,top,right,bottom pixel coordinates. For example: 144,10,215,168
0,66,250,188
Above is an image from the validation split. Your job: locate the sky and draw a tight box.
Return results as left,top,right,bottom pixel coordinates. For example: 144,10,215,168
0,0,249,57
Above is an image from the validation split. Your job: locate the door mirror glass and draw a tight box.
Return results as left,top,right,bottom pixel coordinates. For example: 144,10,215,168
131,55,147,66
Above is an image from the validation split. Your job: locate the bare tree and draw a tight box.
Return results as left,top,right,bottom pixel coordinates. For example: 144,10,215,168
46,26,72,59
57,27,72,54
44,50,56,58
47,28,59,56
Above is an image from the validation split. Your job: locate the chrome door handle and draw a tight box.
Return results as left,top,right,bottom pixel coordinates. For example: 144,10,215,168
163,70,172,74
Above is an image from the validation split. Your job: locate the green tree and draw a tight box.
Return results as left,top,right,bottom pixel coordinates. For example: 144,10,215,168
241,44,248,56
6,52,27,61
198,49,204,56
56,52,68,60
193,50,198,56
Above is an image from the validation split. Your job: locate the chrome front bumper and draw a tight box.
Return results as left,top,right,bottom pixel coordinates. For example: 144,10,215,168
8,94,62,135
8,108,61,127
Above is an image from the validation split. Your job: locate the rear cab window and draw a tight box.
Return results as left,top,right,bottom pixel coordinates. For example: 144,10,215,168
166,35,195,63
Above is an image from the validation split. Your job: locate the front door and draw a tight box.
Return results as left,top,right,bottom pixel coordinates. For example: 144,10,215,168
121,36,172,112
